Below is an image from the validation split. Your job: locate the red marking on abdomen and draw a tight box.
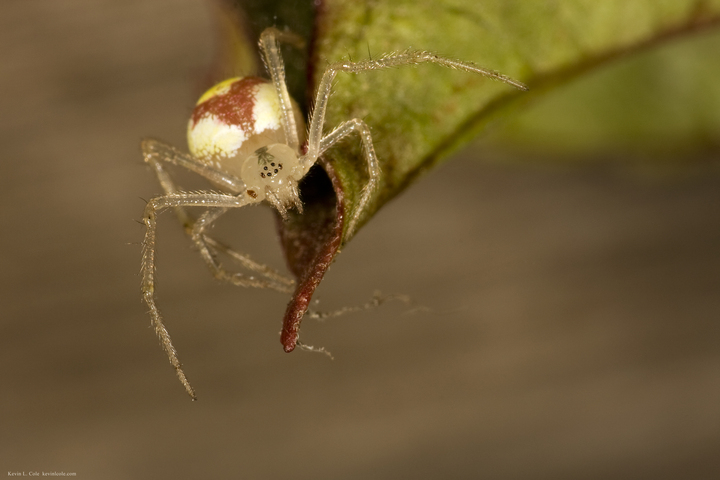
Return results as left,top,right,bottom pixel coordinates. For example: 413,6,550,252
191,77,268,131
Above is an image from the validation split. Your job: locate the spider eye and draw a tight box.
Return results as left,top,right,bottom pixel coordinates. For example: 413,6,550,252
240,143,301,196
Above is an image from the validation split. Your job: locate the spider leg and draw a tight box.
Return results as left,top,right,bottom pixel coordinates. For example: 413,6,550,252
305,51,527,163
259,27,305,150
142,138,245,198
301,51,526,235
142,138,293,289
305,291,415,321
319,118,379,236
142,192,255,399
190,208,294,293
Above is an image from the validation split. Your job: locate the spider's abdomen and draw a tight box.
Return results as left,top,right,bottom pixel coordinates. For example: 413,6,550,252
187,77,291,170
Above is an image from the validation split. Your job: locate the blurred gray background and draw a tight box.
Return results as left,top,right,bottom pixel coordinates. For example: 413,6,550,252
1,1,719,478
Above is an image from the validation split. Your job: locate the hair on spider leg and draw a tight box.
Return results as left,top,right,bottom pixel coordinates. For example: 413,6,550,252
202,235,295,292
293,293,428,361
297,341,335,360
304,291,427,322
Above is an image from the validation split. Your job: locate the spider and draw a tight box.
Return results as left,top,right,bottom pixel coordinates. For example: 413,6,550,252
141,27,527,399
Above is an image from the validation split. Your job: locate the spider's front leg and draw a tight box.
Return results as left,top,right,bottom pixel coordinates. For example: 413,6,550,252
318,118,380,236
303,50,527,238
142,139,294,291
141,191,252,399
259,27,305,151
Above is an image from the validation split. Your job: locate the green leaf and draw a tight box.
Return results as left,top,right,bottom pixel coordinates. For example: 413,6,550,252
218,0,720,350
482,28,720,167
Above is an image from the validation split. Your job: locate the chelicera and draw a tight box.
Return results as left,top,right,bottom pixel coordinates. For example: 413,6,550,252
141,27,527,399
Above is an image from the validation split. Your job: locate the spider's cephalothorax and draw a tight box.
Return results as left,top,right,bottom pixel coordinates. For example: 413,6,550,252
140,27,527,399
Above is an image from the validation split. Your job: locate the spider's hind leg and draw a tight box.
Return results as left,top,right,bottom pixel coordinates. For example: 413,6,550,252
304,291,416,322
190,208,295,293
296,291,423,360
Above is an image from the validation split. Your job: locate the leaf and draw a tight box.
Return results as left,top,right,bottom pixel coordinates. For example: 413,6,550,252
217,0,720,351
483,28,720,166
